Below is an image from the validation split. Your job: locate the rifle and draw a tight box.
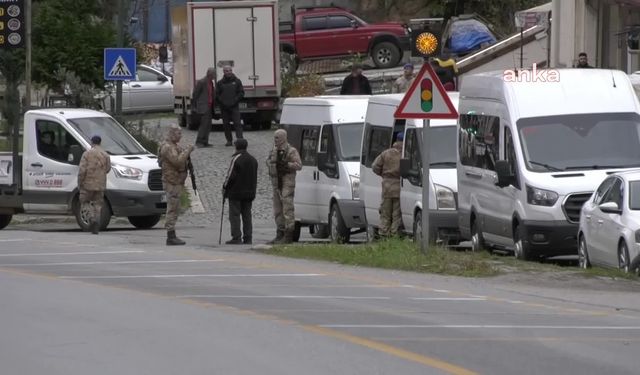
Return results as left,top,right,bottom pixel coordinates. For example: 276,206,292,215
276,150,286,191
187,156,197,195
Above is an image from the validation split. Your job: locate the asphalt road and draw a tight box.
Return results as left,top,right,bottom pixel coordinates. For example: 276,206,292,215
2,226,640,375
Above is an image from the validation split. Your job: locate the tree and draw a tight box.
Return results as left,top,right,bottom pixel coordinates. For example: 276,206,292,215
32,0,117,92
0,50,25,135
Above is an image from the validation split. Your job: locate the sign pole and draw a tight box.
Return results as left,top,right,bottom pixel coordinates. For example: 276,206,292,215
421,118,431,253
115,0,126,117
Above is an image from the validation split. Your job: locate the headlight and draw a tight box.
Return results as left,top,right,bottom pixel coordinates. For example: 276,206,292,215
112,164,143,180
435,184,456,210
350,175,360,200
526,185,558,206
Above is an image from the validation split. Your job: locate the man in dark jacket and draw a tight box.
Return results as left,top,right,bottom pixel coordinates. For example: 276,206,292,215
340,63,372,95
192,67,216,148
223,138,258,244
216,65,245,146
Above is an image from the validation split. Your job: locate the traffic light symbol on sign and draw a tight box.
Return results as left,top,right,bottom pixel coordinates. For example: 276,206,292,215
421,79,433,112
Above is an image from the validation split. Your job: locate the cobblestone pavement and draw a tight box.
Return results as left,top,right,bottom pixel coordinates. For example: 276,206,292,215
146,118,277,229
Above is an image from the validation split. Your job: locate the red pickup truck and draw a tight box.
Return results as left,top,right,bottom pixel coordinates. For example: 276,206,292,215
280,7,411,72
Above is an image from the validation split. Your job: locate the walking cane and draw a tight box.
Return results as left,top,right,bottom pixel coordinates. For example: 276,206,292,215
218,196,225,245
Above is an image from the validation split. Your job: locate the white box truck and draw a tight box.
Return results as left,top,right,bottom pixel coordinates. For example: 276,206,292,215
172,0,281,131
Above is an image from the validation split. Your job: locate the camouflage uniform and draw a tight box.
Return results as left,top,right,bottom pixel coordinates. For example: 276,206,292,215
158,126,194,245
267,129,302,244
372,141,403,237
392,74,415,93
78,144,111,234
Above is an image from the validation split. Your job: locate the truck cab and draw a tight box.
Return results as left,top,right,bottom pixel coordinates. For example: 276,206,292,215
0,109,166,231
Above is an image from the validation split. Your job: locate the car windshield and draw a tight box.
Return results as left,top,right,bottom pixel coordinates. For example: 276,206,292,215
428,126,457,168
68,117,147,155
517,113,640,172
629,181,640,210
337,123,363,161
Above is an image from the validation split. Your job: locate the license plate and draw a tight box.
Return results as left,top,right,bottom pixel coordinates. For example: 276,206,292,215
160,194,167,203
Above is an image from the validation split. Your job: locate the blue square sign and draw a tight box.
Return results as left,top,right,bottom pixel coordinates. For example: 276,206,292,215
104,48,137,81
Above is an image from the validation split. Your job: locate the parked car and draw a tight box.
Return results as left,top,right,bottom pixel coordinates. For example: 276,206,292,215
100,65,174,113
578,171,640,274
280,6,410,73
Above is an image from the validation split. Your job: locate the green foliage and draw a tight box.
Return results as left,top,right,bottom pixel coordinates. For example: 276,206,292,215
281,53,325,97
0,50,24,135
32,0,117,91
53,68,103,109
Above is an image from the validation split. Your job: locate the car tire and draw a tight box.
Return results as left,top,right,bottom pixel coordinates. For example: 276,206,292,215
310,224,330,239
128,215,162,229
413,210,423,245
578,234,591,269
514,225,536,261
371,41,401,69
73,197,112,232
0,214,12,230
470,219,485,253
618,240,631,273
329,204,350,243
292,221,301,243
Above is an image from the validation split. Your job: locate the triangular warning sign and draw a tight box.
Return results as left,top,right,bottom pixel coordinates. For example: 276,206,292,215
108,56,132,77
394,63,458,119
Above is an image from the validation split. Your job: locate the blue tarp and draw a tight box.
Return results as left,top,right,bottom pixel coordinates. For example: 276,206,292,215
448,19,496,54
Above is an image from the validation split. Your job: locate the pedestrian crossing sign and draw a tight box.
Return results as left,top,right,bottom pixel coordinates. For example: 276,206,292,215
104,48,137,81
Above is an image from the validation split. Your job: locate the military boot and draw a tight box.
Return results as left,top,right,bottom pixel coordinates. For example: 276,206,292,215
90,221,99,235
277,230,294,245
166,230,186,246
267,230,284,244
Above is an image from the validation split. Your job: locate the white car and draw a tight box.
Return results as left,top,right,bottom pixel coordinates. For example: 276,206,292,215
578,170,640,274
100,65,174,113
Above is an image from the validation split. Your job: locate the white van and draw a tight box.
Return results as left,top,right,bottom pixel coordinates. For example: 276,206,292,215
457,69,640,260
358,93,461,243
281,96,370,242
0,108,167,231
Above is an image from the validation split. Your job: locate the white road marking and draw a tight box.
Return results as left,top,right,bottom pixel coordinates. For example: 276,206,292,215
410,297,487,301
0,259,224,267
433,289,451,293
58,273,325,279
0,239,26,242
320,324,640,330
0,250,145,257
178,295,391,300
509,300,525,304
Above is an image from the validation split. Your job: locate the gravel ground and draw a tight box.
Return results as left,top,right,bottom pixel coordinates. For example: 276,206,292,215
146,118,277,228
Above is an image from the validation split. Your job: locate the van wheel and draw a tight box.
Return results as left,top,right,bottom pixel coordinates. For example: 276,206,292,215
128,215,161,229
0,214,12,230
470,220,485,252
413,210,423,245
329,204,350,243
73,197,112,232
310,224,330,239
371,42,401,69
292,221,301,242
514,225,536,261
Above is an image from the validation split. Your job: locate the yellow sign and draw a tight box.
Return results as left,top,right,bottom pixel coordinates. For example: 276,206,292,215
415,32,438,55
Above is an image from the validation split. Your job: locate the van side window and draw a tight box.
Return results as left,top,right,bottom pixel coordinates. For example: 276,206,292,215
320,125,336,164
504,127,520,188
459,114,500,171
300,127,319,167
36,120,81,164
362,124,392,168
404,128,421,186
283,124,301,151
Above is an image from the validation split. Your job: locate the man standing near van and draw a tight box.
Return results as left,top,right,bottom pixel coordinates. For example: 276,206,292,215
216,65,245,146
267,129,302,244
192,67,216,148
340,63,372,95
372,132,403,238
223,139,258,245
78,135,111,235
392,63,415,93
159,125,195,246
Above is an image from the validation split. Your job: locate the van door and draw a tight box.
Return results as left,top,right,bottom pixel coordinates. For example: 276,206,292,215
292,126,320,224
400,127,422,233
360,123,394,228
498,126,520,239
317,124,339,223
23,119,85,213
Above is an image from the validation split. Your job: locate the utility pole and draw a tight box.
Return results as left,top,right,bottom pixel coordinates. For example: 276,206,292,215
116,0,127,117
25,0,32,110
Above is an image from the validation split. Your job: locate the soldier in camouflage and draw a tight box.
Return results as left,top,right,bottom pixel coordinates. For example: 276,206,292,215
266,129,302,244
372,132,404,238
158,125,194,246
78,135,111,234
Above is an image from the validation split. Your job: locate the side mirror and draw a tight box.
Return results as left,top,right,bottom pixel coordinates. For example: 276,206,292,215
399,158,411,178
599,201,622,214
69,145,84,165
158,75,168,82
350,19,358,28
495,160,516,188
